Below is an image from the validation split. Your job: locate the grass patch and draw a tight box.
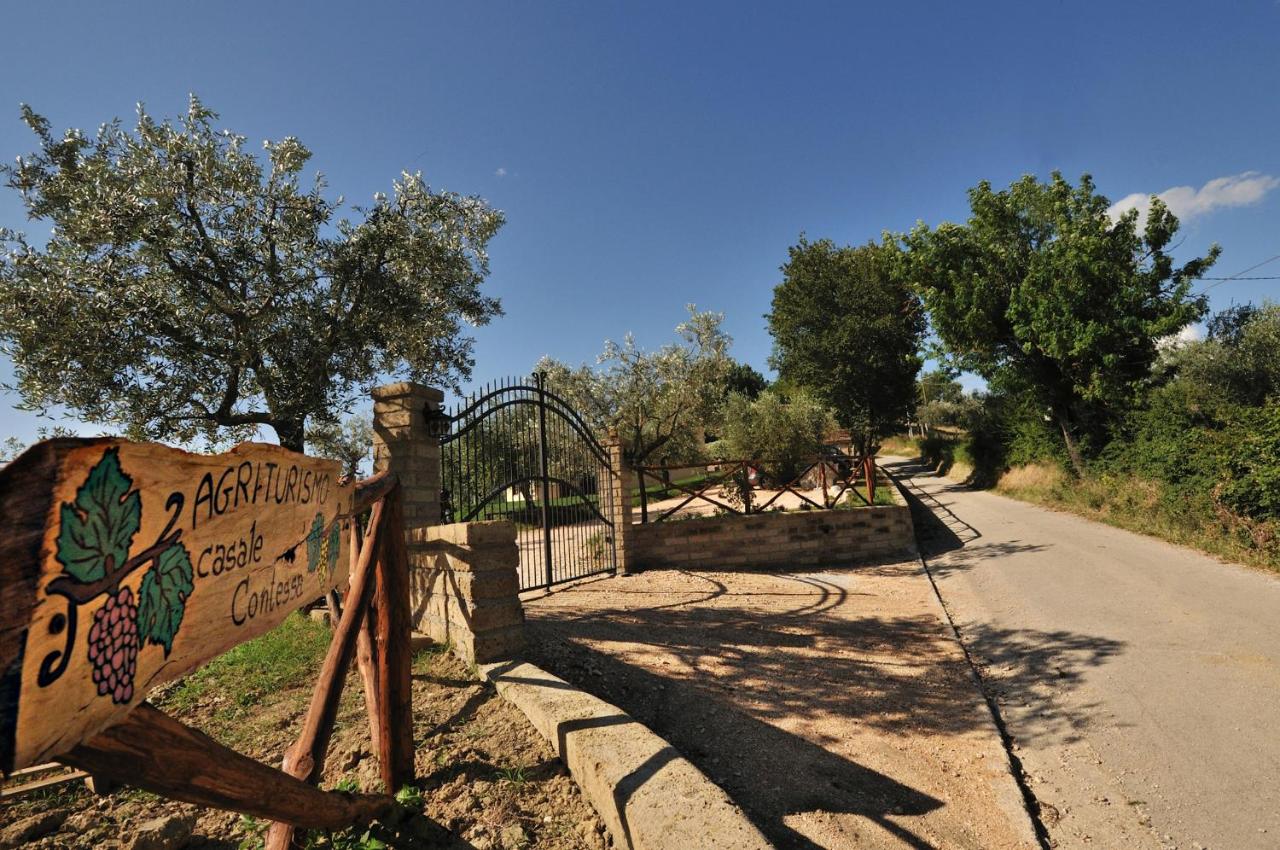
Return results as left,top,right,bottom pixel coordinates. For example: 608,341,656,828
155,612,331,718
631,472,711,506
997,464,1280,572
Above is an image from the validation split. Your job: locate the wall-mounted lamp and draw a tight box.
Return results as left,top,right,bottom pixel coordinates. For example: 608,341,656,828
424,403,453,440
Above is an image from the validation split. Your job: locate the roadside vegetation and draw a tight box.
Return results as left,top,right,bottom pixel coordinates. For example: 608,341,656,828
872,174,1277,572
886,304,1280,571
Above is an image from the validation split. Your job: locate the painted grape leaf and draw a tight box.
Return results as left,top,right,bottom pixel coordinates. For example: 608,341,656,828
306,512,325,573
55,448,142,583
137,542,195,656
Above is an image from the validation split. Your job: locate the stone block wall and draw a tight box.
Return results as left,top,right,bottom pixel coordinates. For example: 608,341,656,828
603,435,635,574
628,504,915,572
406,520,526,665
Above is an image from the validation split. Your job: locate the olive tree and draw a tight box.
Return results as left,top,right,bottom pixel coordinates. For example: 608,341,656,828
0,96,503,451
306,416,372,478
716,390,835,482
536,305,732,468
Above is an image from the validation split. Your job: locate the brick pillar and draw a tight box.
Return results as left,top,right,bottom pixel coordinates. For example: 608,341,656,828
372,382,444,533
604,432,636,574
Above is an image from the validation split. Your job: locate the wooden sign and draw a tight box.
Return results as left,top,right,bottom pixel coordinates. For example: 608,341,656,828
0,439,354,774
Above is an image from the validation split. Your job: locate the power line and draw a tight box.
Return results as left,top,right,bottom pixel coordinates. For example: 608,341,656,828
1194,275,1280,281
1196,253,1280,292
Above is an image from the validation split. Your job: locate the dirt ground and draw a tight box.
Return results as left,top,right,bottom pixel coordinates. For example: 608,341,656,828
2,645,609,850
523,564,1037,850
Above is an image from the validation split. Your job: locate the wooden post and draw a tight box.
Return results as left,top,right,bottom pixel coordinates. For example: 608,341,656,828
865,456,877,504
371,485,415,791
351,521,382,751
59,704,393,830
265,502,386,850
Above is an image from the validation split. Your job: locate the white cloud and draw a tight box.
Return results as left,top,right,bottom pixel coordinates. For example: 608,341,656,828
1157,322,1205,352
1107,171,1280,225
494,167,507,178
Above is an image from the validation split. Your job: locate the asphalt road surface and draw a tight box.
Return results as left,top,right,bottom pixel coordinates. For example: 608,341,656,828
886,459,1280,850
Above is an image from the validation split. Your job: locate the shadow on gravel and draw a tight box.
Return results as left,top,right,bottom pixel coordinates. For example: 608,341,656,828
526,619,945,850
526,561,1130,848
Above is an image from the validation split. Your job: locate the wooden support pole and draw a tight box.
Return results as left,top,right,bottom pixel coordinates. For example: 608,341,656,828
865,456,877,504
58,704,393,830
265,500,386,850
325,589,343,626
371,485,415,792
351,520,383,752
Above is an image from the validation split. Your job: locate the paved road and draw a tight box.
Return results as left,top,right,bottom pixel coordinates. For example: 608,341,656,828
887,459,1280,850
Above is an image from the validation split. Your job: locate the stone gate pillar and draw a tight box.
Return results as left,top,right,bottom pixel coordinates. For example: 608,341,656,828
603,431,636,574
372,382,444,533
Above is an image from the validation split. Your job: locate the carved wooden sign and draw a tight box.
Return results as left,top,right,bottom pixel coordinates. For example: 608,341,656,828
0,439,353,774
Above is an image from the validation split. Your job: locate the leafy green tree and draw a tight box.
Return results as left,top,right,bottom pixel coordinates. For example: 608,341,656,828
1183,303,1280,407
537,305,731,468
903,172,1218,475
306,416,372,478
724,361,768,400
0,96,503,451
767,237,925,457
716,390,835,482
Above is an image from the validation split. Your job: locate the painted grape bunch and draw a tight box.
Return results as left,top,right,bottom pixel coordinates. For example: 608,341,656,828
87,586,140,703
307,511,341,578
52,448,194,704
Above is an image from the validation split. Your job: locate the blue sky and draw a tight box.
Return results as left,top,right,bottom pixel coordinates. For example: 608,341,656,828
1,1,1278,441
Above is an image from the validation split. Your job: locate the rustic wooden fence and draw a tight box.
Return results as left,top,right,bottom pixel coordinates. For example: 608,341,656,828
0,439,414,848
633,450,885,523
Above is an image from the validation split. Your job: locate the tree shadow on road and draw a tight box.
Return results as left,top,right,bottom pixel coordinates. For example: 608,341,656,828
883,460,982,557
953,621,1127,747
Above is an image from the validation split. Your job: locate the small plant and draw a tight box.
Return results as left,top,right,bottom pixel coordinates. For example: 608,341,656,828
333,776,361,794
720,466,754,513
583,531,610,568
237,815,268,850
496,765,527,787
394,784,424,811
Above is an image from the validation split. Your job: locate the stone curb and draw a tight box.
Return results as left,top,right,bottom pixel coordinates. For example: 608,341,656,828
478,660,774,850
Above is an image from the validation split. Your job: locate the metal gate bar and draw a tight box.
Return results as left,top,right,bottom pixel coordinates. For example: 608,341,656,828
439,373,618,592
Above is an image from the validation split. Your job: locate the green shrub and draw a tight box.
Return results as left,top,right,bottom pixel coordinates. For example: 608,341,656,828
1220,405,1280,522
717,390,834,482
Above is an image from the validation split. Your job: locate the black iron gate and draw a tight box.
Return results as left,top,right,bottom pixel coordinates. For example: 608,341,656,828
439,373,618,591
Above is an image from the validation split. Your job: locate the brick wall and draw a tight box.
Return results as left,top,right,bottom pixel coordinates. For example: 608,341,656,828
628,504,916,572
406,520,526,665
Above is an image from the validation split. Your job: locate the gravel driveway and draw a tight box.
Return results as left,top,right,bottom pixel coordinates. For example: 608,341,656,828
522,562,1036,850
